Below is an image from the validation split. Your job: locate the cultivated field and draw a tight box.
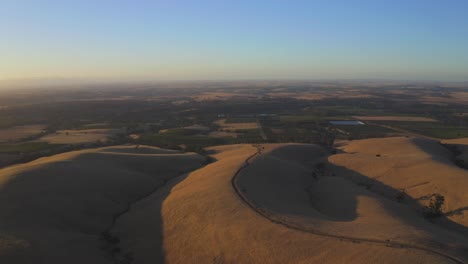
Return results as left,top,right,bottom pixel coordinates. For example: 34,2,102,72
192,92,258,101
39,129,114,144
0,125,45,142
215,119,259,131
208,131,238,138
353,116,437,122
266,90,374,100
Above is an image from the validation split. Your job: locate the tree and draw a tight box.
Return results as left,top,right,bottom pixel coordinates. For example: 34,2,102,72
424,193,445,218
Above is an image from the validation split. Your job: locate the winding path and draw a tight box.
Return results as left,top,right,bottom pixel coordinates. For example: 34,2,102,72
231,144,465,264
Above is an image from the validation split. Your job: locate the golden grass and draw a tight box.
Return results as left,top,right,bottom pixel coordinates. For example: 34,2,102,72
1,140,466,263
331,137,468,228
208,131,238,138
113,143,465,263
0,145,205,263
215,119,258,131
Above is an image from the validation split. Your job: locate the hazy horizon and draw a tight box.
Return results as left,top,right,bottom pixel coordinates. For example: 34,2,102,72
1,77,468,90
1,1,468,82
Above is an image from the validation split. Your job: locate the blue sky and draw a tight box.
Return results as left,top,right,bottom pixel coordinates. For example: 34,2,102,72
1,0,467,81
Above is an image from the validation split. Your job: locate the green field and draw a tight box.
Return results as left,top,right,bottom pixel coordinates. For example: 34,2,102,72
333,124,398,139
139,127,266,149
379,121,468,139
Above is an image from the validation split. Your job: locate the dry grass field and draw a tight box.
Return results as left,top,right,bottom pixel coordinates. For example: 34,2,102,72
113,142,466,263
0,125,45,143
0,139,466,263
215,119,258,131
208,131,238,138
38,129,114,144
330,137,468,229
0,145,205,264
234,142,467,263
422,92,468,105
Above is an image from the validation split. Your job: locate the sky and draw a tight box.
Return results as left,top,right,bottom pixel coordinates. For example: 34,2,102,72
1,0,468,82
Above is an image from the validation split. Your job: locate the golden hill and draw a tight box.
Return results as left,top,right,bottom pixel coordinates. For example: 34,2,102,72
114,142,467,263
0,145,206,264
1,140,467,263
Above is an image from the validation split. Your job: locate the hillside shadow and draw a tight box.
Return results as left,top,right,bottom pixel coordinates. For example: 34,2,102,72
326,162,468,260
411,137,456,165
0,149,206,264
239,144,468,262
235,144,359,222
108,172,193,264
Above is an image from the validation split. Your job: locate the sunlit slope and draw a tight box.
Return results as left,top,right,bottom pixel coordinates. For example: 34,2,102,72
331,137,468,228
0,145,205,264
238,142,467,262
114,144,461,264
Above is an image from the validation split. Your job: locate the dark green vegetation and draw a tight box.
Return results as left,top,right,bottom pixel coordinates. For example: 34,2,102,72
138,133,227,150
137,128,265,152
261,116,335,144
375,121,468,139
424,193,445,218
332,124,398,140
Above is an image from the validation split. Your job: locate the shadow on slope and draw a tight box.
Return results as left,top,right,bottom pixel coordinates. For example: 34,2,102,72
236,144,468,262
328,163,468,257
110,172,194,264
0,146,205,264
236,144,359,222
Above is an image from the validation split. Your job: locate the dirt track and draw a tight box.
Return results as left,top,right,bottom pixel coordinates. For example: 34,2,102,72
231,144,465,264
